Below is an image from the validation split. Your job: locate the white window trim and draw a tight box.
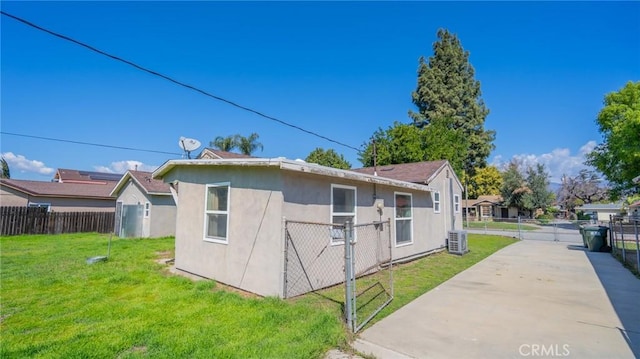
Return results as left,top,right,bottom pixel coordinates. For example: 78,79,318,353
203,182,230,244
28,202,51,212
330,184,357,245
394,192,413,247
144,202,151,218
433,191,441,214
454,194,460,214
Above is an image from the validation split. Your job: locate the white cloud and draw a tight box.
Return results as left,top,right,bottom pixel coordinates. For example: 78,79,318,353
1,152,55,176
93,161,158,174
491,141,596,183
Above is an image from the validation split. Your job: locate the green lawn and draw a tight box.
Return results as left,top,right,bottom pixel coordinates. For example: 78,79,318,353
1,233,516,358
465,221,539,231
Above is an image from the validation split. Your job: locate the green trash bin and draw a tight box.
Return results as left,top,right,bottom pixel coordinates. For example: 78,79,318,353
583,226,608,252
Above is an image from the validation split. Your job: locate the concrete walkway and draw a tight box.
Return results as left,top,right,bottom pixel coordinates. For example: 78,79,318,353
353,239,640,358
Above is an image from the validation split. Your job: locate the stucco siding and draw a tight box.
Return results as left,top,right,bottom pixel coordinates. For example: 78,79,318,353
0,187,28,206
165,166,285,297
149,196,176,238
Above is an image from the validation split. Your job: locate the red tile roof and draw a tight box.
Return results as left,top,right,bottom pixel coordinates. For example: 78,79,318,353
0,178,116,199
352,160,448,185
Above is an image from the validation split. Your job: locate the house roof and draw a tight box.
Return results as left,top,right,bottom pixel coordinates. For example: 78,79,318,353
197,148,255,160
110,170,171,197
462,195,504,208
54,168,123,184
0,178,116,199
575,203,623,211
153,158,436,193
352,160,449,185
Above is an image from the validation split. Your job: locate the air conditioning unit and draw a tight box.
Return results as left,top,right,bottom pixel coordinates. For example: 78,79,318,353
448,230,468,255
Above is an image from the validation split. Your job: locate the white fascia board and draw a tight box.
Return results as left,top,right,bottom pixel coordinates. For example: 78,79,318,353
153,158,435,192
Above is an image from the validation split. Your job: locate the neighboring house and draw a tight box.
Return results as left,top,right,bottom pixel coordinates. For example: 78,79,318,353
110,170,177,238
53,168,123,184
153,158,463,297
462,195,533,221
0,178,117,212
575,203,624,222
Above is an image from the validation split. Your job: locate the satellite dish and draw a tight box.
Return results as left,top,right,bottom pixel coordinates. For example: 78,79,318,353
178,137,201,159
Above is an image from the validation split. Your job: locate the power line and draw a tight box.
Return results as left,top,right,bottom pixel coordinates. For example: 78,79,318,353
1,131,183,156
1,10,362,153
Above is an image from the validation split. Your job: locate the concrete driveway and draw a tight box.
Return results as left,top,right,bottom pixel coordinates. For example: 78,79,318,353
353,239,640,358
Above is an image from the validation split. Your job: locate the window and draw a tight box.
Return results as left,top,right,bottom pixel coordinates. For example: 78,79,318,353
144,202,150,218
395,193,413,246
453,195,460,213
204,183,230,243
28,202,51,212
433,192,441,213
331,184,356,244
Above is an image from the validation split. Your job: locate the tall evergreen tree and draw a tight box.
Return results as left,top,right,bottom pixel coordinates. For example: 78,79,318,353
409,29,495,175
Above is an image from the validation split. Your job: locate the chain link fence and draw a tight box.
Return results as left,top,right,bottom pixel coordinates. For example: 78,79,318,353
609,217,640,274
464,217,587,243
283,219,393,332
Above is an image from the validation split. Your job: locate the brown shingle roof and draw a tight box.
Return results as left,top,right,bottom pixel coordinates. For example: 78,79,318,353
128,171,171,194
352,160,448,185
54,168,122,184
0,178,116,199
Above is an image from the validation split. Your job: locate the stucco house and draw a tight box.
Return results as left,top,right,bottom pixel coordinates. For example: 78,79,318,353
153,157,463,297
0,178,117,212
110,170,177,238
575,203,624,222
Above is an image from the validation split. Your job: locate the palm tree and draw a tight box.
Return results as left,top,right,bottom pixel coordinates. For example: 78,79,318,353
1,157,10,179
237,133,263,155
210,135,238,152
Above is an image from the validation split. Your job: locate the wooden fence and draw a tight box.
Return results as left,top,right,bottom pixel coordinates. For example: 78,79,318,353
0,206,115,236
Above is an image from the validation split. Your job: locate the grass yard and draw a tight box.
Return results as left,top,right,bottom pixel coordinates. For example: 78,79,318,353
1,233,516,358
466,221,539,231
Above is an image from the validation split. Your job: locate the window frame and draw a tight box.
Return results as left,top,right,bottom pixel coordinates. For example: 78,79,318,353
203,182,230,244
394,192,413,247
330,184,357,245
454,194,460,213
28,202,51,212
433,191,441,214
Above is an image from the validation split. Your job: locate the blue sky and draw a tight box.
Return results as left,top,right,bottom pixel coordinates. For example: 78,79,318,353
2,1,639,183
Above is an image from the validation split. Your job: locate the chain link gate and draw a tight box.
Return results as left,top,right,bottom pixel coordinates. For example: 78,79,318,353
283,219,393,333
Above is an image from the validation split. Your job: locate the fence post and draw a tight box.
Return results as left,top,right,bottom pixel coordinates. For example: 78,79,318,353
553,221,558,242
634,219,639,273
344,221,355,333
619,219,626,263
518,216,522,240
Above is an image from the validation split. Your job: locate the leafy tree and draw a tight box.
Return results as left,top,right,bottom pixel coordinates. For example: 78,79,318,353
358,120,467,176
557,169,609,213
586,81,640,199
463,165,502,198
1,157,10,179
210,135,238,152
500,161,531,214
359,122,426,167
305,148,351,169
409,28,495,176
522,163,555,213
237,133,263,156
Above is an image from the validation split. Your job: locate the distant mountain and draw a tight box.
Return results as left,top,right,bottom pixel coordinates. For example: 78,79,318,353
549,182,562,193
